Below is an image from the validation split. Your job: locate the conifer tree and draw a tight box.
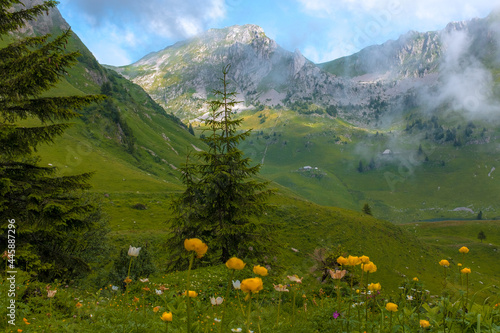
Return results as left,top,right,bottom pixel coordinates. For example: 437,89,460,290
477,230,486,243
167,65,276,269
362,203,372,216
0,0,106,279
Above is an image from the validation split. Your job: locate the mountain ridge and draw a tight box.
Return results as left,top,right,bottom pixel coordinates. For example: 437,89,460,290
109,13,500,128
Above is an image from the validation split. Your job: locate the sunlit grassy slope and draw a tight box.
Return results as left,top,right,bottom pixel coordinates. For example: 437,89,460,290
232,108,500,223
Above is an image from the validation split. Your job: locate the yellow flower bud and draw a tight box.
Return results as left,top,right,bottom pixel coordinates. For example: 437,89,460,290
240,277,264,294
385,302,398,312
459,246,469,254
460,267,471,274
359,255,370,264
226,257,246,270
337,256,348,266
362,261,377,273
253,265,268,276
347,255,362,266
184,238,208,258
161,312,173,322
439,259,450,267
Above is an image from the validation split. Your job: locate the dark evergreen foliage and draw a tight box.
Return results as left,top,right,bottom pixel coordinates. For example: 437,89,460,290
166,65,276,269
477,230,486,242
362,203,372,216
0,0,108,280
188,123,195,136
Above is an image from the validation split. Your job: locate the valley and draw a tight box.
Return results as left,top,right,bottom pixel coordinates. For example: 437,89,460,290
1,2,499,331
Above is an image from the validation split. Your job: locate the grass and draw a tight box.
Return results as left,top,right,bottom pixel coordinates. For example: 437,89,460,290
2,239,499,332
401,220,500,290
235,108,500,222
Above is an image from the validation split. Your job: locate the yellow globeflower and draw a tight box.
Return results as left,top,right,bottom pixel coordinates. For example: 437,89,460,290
161,312,173,322
347,255,361,266
184,238,208,258
439,259,450,267
226,257,246,270
184,290,198,298
240,277,264,294
420,319,430,328
368,282,381,291
337,256,348,266
385,302,398,312
75,302,82,308
461,267,471,274
413,277,419,282
153,306,160,313
459,246,469,254
359,255,370,264
253,265,268,276
362,261,377,273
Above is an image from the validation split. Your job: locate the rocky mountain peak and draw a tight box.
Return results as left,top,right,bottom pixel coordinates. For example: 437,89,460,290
196,24,269,47
224,24,266,44
14,0,70,36
444,20,470,33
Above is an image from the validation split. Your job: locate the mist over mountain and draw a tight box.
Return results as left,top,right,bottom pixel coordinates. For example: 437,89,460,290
322,12,500,122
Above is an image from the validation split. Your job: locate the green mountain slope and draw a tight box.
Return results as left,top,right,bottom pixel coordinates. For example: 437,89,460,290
3,1,208,228
232,107,500,222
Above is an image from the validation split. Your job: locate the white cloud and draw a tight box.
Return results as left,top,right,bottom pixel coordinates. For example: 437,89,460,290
298,0,497,25
429,29,500,118
58,0,227,65
295,0,498,63
60,0,226,45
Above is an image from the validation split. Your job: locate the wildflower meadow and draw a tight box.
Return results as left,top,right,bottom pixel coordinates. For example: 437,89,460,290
1,241,499,332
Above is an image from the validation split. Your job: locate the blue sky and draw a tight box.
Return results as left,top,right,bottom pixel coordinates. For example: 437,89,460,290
57,0,499,66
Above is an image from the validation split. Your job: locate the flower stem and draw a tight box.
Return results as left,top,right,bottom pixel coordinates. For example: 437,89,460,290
365,288,369,332
465,274,469,310
336,279,341,311
276,292,282,325
49,298,52,333
389,311,393,333
185,252,195,333
219,270,234,333
127,257,133,279
443,297,447,333
246,294,253,333
126,256,133,302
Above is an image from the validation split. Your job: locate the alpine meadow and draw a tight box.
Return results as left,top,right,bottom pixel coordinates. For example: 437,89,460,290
0,1,499,332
